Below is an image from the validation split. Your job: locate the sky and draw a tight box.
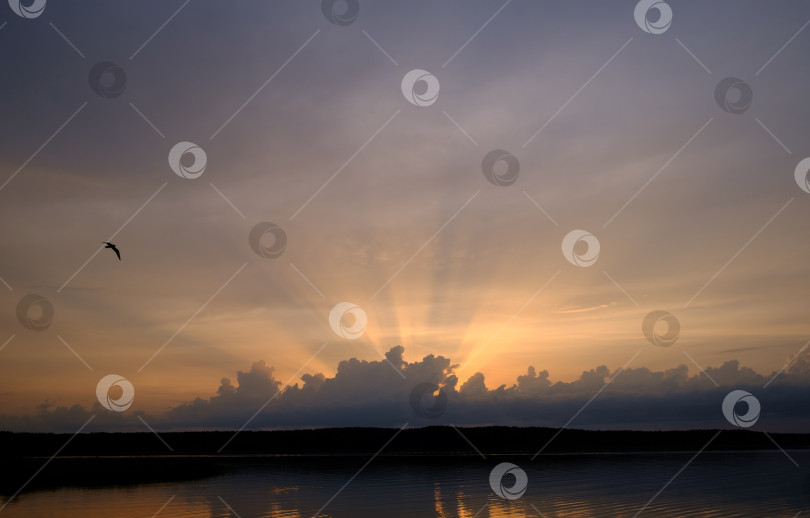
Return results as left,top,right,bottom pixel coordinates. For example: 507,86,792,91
1,0,810,433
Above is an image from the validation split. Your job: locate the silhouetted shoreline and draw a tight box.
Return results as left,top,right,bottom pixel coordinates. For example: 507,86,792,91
2,426,809,495
4,426,810,456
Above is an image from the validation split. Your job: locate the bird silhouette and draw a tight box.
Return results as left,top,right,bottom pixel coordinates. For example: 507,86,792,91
102,242,121,260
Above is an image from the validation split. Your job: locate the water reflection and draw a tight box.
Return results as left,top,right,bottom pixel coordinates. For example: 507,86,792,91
0,452,807,517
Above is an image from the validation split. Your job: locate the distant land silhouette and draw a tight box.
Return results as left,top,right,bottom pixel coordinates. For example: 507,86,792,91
2,426,809,494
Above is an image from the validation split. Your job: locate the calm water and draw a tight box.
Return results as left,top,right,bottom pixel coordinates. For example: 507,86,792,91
1,452,808,517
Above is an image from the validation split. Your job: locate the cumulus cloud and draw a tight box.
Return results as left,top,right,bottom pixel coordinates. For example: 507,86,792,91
2,346,810,433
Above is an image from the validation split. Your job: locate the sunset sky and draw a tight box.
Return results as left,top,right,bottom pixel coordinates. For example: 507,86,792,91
2,0,810,432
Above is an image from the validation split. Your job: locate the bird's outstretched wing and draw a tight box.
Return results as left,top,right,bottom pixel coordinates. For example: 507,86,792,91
102,242,121,260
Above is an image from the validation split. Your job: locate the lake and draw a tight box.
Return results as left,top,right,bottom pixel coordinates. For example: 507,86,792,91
0,451,807,517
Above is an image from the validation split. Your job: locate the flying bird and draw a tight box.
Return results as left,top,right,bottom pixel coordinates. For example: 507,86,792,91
102,242,120,260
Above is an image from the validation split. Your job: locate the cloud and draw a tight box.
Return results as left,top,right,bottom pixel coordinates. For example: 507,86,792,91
2,346,810,433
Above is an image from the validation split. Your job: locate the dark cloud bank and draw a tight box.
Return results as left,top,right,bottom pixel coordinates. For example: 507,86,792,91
3,346,810,433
